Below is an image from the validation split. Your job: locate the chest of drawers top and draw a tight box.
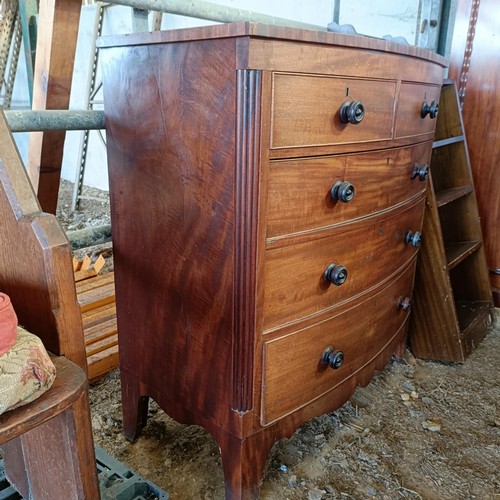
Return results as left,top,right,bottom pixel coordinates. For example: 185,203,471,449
98,21,445,69
99,22,446,158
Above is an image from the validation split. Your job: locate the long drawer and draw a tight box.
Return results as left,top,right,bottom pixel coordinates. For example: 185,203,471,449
266,142,432,239
261,261,415,424
263,197,424,331
270,72,396,149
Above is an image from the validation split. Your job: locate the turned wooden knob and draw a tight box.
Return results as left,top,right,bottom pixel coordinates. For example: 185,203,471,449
411,163,429,181
405,230,422,247
324,263,348,286
398,296,412,312
339,100,365,124
421,100,439,119
322,346,344,369
330,181,355,203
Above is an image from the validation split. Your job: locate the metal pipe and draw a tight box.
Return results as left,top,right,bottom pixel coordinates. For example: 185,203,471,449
67,224,112,251
104,0,326,31
4,110,105,132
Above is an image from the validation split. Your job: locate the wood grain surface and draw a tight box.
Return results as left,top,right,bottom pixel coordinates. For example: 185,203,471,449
262,262,415,424
267,142,431,238
263,198,424,330
271,73,396,149
0,357,85,444
395,83,442,138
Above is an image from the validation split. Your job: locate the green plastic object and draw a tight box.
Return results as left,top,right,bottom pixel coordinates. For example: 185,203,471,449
95,445,169,500
0,445,169,500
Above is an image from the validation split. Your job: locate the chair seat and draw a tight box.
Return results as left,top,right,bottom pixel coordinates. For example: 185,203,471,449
0,356,87,445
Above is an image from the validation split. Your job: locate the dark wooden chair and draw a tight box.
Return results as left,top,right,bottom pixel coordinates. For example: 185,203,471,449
0,110,100,499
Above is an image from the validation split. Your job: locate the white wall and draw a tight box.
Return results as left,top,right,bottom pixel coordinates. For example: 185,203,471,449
338,0,421,43
336,0,444,49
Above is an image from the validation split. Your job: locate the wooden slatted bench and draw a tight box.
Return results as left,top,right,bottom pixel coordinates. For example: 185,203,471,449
76,272,119,381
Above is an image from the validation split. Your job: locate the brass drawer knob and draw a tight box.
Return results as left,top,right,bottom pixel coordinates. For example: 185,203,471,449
411,163,429,181
322,346,344,369
324,263,348,286
339,100,365,125
398,296,412,312
421,100,439,119
330,181,355,203
405,230,422,247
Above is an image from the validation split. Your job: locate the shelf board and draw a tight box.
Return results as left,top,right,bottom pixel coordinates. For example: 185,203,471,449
446,240,481,270
456,301,494,357
433,135,465,148
435,186,473,207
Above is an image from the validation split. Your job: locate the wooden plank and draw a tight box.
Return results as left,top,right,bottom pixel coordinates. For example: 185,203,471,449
76,268,118,380
74,268,98,282
445,240,481,270
75,271,115,294
81,302,116,328
74,255,107,281
77,282,116,313
27,0,82,214
432,135,464,148
84,317,117,345
85,333,118,357
435,186,473,207
87,346,120,382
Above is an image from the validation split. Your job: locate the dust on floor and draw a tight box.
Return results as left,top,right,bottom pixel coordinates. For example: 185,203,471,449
88,321,499,500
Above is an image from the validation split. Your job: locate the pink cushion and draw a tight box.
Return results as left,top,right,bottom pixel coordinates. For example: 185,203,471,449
0,293,17,356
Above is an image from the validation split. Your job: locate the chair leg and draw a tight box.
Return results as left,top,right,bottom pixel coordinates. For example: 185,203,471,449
3,391,100,500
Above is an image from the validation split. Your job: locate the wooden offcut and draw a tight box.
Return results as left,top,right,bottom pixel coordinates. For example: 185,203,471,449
76,271,118,381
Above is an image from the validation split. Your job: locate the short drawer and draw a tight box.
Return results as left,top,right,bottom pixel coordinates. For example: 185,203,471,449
271,73,396,149
261,261,415,424
266,142,432,239
263,197,424,330
395,83,441,138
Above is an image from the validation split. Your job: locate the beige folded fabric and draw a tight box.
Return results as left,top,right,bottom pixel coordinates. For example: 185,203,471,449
0,327,56,415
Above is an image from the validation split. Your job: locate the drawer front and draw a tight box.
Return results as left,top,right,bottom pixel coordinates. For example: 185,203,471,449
263,198,424,330
261,261,415,424
395,83,441,138
271,73,396,149
267,142,432,239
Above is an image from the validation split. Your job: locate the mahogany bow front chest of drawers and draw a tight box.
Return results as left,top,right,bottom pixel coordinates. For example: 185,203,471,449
99,23,446,499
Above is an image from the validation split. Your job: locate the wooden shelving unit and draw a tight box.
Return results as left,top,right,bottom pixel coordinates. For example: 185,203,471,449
409,81,496,362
